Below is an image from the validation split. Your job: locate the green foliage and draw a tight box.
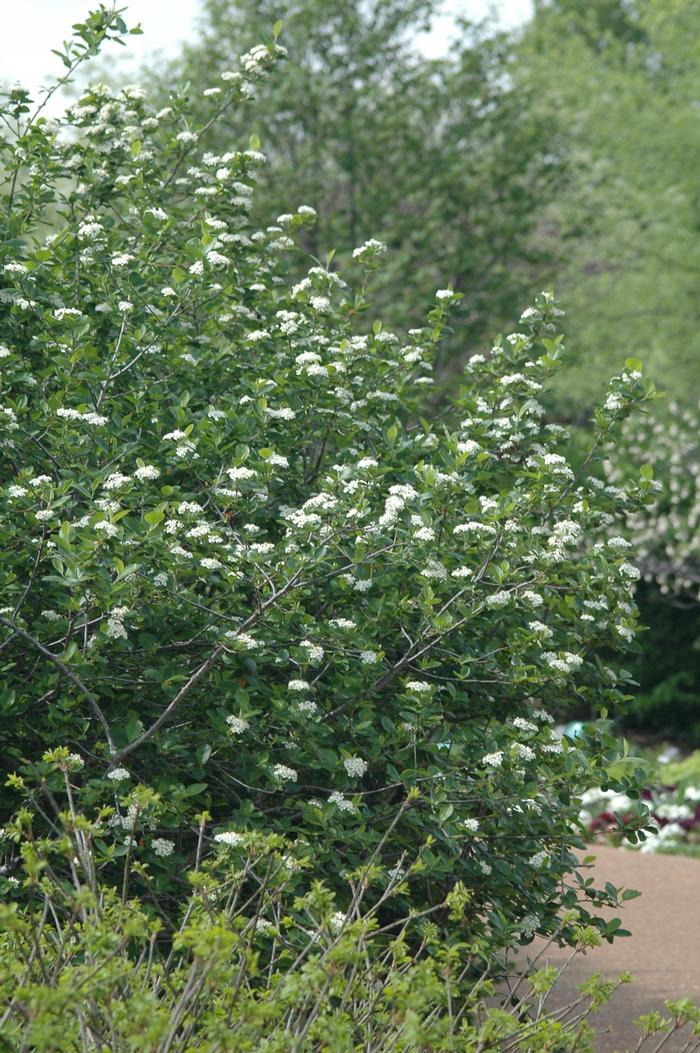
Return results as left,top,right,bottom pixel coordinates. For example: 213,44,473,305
0,801,647,1052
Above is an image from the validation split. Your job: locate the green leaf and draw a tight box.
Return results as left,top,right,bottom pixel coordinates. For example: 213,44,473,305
144,507,165,526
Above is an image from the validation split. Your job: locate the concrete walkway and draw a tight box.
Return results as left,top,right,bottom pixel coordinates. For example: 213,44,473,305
537,845,700,1051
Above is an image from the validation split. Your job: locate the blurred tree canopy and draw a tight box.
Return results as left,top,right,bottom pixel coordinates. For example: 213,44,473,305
517,0,700,407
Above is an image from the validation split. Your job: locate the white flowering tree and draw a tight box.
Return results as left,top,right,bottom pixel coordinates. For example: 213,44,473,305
605,401,700,599
0,6,656,976
600,401,700,742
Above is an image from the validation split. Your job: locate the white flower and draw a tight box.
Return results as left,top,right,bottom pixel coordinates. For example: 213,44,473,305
543,651,583,675
512,743,535,762
34,509,55,522
214,830,243,846
328,791,356,813
435,288,456,300
227,466,256,482
226,715,249,735
329,910,347,933
360,650,380,664
542,742,563,755
343,757,367,778
529,850,550,869
200,557,223,571
105,608,129,639
135,465,160,481
102,471,130,491
288,679,310,692
352,238,387,260
78,221,104,239
273,763,298,782
265,407,296,422
463,818,480,833
107,767,131,781
206,250,229,267
405,680,432,693
607,536,632,550
512,717,537,733
152,838,175,857
224,631,260,650
94,521,119,537
619,561,641,581
482,751,504,768
300,639,324,663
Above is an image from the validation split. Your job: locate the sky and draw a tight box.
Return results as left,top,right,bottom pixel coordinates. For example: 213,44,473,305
0,0,534,102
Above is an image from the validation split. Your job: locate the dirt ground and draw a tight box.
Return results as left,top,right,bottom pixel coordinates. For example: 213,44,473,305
532,844,700,1051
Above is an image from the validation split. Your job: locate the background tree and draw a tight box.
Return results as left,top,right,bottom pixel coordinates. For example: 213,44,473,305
515,0,700,408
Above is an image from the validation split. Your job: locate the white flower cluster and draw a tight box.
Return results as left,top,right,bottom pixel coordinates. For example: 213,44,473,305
343,757,367,778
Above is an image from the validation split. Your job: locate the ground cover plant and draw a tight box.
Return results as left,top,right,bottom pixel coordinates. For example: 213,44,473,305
0,5,677,1048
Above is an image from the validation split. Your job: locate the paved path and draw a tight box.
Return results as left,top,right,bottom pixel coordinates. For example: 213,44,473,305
536,845,700,1051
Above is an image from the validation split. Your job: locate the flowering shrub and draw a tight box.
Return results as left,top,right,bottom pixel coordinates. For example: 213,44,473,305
0,3,658,996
